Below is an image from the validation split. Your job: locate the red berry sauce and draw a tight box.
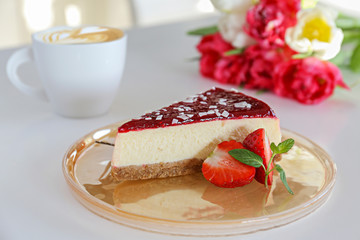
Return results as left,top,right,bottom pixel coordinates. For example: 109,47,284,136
118,88,277,133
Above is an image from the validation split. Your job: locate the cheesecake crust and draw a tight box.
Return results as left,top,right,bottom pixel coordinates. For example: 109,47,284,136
111,158,204,181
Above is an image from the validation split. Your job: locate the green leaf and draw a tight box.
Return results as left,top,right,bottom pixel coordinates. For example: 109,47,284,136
350,43,360,72
187,25,218,36
329,50,351,67
186,56,201,62
256,89,268,95
292,52,313,59
229,149,264,168
224,48,244,56
270,142,279,154
277,139,295,154
275,164,294,195
342,30,360,44
301,0,318,9
336,17,360,30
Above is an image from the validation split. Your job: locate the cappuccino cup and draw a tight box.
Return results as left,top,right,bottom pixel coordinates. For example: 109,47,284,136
7,26,127,118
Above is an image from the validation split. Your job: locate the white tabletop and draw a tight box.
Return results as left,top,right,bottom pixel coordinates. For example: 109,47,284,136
1,17,359,240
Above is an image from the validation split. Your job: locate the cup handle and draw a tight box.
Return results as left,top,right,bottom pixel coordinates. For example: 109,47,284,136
6,47,48,102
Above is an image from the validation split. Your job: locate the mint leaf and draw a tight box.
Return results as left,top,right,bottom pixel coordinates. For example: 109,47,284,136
187,26,218,36
270,142,279,154
350,43,360,72
275,164,294,195
224,48,244,56
229,149,264,168
277,139,295,154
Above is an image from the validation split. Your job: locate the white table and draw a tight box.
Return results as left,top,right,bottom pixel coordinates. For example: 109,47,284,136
1,17,359,240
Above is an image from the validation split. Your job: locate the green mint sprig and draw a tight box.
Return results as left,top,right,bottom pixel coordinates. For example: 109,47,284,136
229,138,295,195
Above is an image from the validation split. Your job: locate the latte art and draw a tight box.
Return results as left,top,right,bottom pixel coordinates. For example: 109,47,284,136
41,26,124,44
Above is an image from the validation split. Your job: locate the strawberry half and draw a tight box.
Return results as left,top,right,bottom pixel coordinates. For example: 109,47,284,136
243,128,273,186
202,140,256,188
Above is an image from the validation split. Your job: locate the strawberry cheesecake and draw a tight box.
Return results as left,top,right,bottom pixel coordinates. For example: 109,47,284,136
111,87,281,181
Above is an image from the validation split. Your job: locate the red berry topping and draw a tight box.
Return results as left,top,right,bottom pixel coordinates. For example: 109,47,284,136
118,88,277,133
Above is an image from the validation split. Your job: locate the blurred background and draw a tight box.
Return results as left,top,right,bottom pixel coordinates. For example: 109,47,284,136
0,0,217,49
0,0,359,49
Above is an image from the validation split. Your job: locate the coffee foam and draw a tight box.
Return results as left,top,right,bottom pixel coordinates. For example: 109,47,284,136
39,26,124,44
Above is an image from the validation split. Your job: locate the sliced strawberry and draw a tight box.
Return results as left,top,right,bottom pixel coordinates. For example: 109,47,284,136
202,140,256,188
243,128,273,186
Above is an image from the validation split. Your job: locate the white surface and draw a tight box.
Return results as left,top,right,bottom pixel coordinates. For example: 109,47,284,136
1,17,360,240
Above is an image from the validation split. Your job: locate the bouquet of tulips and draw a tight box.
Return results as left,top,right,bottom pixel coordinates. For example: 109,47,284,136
188,0,358,104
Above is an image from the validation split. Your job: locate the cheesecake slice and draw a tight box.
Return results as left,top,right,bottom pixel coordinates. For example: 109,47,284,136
111,88,281,181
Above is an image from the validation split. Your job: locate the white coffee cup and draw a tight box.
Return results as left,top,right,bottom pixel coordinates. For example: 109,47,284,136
7,25,127,118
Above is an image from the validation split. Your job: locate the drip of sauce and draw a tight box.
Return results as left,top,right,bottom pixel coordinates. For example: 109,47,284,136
41,26,124,44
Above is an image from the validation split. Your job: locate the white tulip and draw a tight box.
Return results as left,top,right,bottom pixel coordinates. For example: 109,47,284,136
285,6,344,60
213,0,255,48
211,0,253,14
218,13,255,48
